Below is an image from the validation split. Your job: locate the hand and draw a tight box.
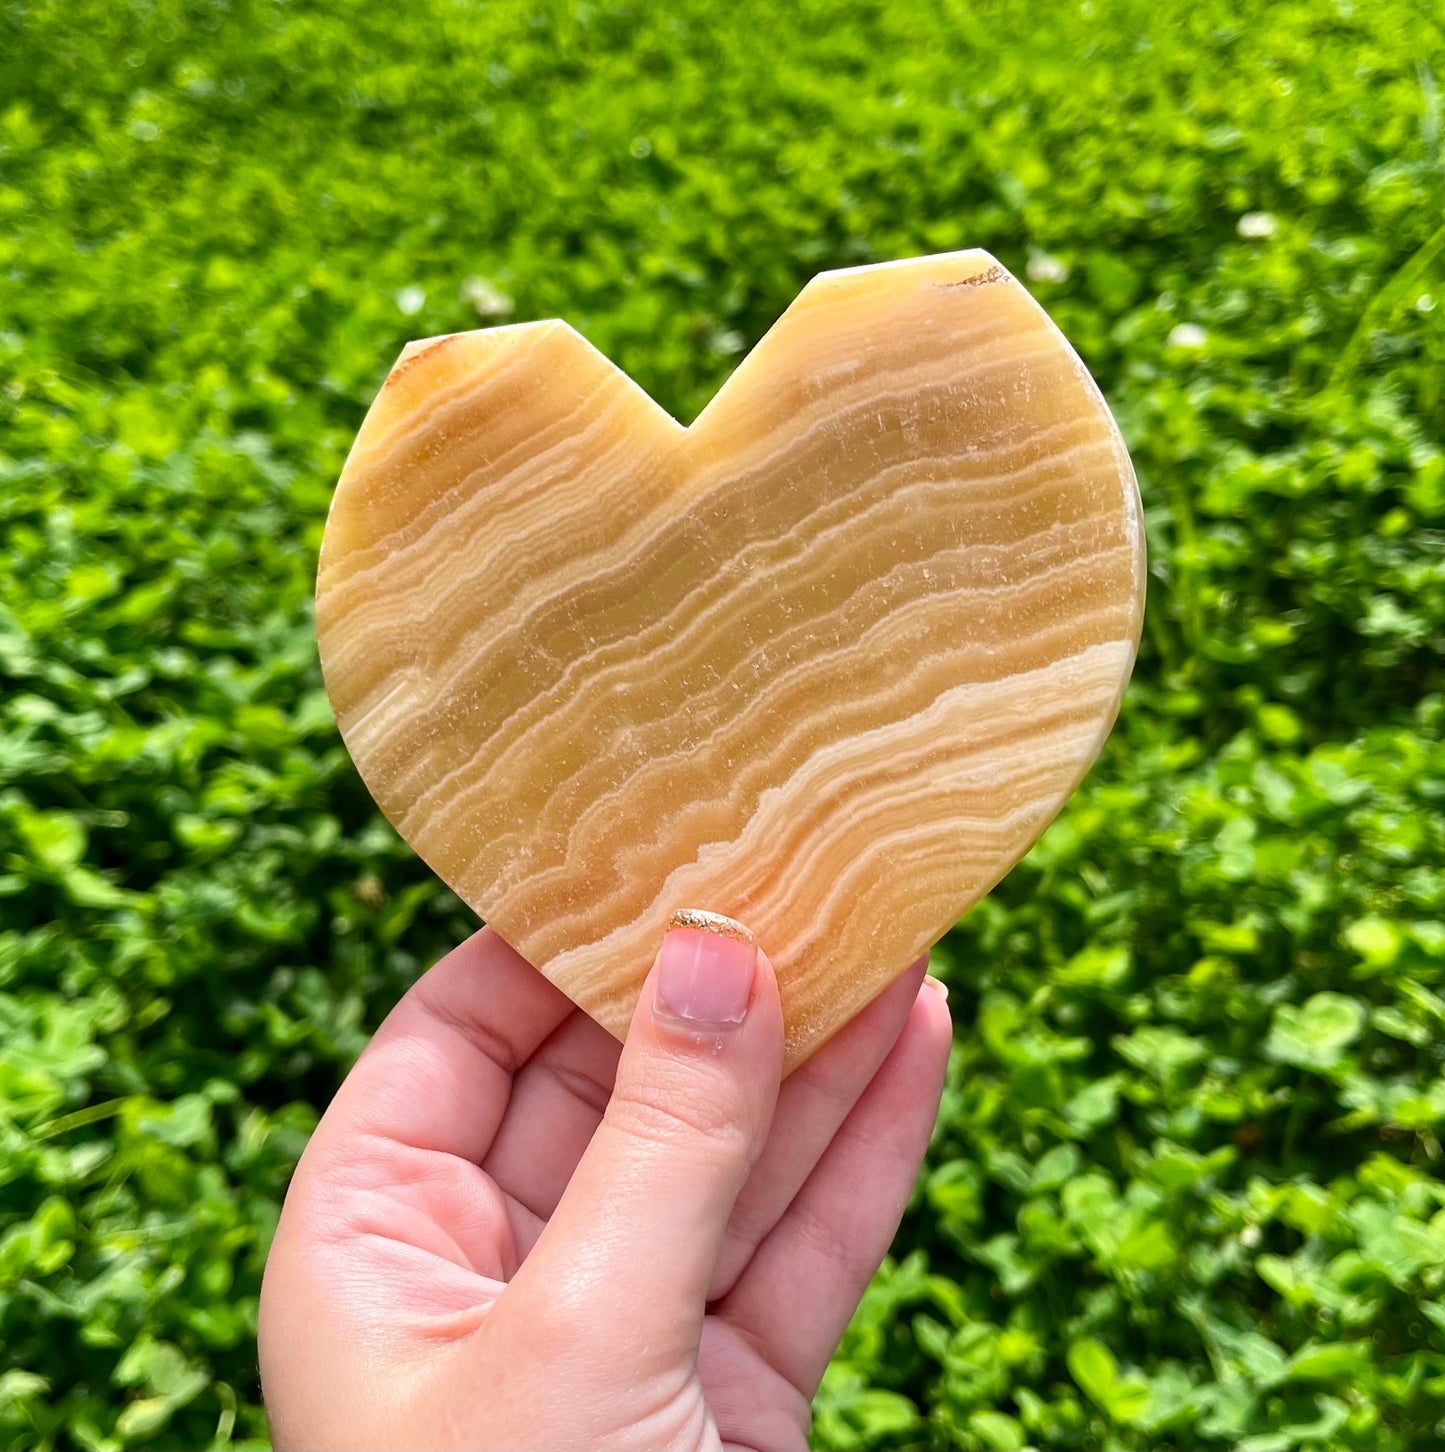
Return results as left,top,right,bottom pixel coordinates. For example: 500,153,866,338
259,914,951,1450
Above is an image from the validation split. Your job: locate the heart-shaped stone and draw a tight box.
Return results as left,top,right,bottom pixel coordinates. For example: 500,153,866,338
317,250,1144,1070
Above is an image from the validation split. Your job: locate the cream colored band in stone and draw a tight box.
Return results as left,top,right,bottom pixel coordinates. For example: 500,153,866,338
666,908,757,947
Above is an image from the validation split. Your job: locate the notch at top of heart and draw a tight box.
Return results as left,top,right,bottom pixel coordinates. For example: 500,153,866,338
341,249,1087,448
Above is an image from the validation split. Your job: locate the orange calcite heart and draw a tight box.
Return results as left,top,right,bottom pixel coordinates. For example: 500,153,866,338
316,251,1145,1070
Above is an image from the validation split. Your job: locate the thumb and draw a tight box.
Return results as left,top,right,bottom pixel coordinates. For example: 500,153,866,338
505,910,784,1366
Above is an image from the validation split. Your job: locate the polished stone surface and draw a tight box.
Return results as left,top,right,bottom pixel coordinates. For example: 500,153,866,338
317,250,1145,1069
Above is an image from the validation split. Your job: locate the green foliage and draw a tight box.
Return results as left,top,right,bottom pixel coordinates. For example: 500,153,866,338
1,0,1443,1446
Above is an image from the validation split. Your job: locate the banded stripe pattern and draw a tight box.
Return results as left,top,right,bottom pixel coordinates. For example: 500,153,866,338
317,250,1146,1070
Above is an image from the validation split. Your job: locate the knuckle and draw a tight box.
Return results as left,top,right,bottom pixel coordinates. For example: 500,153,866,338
606,1078,755,1161
540,1055,613,1118
789,1195,855,1271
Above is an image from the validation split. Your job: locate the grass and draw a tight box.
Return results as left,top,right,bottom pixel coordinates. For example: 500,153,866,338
1,0,1443,1446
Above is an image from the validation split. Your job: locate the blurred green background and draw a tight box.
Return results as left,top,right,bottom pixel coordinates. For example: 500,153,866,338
2,0,1443,1446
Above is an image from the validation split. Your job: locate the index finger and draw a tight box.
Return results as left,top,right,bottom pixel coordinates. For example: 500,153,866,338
313,926,577,1165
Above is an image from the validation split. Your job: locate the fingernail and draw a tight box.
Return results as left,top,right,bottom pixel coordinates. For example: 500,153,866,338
923,974,949,1002
655,910,757,1026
